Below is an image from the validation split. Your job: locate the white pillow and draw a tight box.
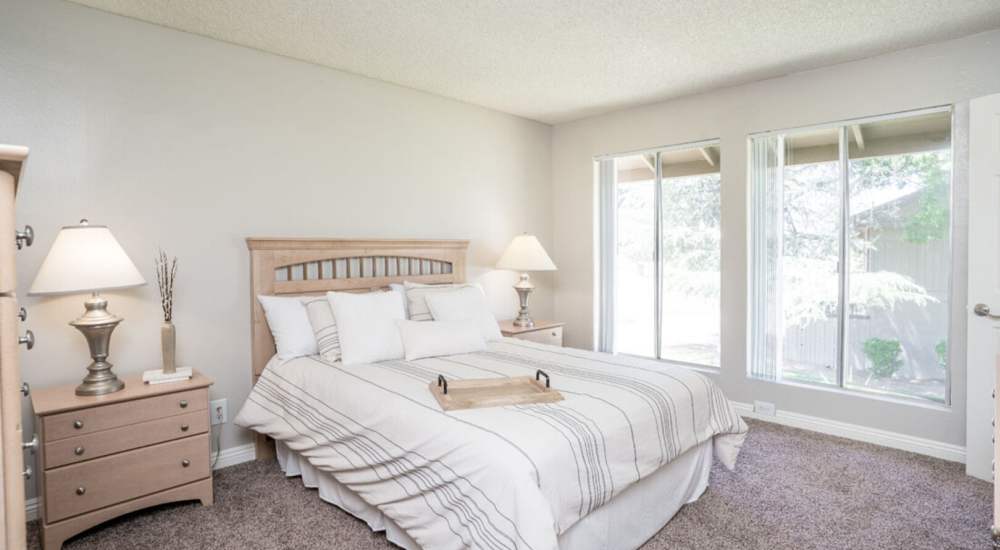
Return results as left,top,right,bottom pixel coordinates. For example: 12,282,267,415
327,291,406,365
257,295,318,359
424,286,503,342
301,296,341,363
396,320,486,361
403,281,481,321
389,283,408,317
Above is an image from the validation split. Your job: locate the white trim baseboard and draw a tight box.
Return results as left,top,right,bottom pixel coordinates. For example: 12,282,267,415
24,442,257,522
732,401,966,463
213,442,257,470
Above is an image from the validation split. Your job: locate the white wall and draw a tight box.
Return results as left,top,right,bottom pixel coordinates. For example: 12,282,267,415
1,0,552,498
552,30,1000,448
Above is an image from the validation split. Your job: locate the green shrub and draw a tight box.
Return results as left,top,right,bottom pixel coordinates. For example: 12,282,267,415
935,340,947,369
863,338,902,378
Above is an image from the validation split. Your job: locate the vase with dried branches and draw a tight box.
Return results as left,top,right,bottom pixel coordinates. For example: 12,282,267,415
155,250,178,374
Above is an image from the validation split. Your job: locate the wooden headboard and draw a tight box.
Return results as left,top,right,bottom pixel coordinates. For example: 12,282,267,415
245,237,469,458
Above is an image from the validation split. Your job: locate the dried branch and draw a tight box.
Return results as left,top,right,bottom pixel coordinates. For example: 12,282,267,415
154,249,178,322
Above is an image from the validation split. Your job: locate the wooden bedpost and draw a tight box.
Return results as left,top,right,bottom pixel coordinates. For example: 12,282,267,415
248,242,278,461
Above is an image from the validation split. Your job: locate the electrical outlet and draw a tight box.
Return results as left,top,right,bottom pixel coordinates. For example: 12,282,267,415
211,399,228,425
753,400,777,417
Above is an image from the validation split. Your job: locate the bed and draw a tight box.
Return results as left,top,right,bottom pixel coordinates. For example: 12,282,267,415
235,237,747,550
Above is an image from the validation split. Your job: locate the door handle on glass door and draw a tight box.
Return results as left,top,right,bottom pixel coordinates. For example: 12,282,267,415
973,304,1000,319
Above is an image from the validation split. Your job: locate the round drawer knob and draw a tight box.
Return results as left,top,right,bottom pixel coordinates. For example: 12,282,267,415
181,459,191,468
74,446,85,456
76,487,86,496
551,332,557,336
15,225,34,249
180,424,190,432
73,420,84,429
18,330,34,350
179,400,188,409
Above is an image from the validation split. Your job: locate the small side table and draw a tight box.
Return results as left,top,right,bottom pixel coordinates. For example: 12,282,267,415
31,371,214,550
499,320,564,347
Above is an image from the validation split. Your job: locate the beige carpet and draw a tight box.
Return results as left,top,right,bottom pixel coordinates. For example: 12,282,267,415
28,420,993,549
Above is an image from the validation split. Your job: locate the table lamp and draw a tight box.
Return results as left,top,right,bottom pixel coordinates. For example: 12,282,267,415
496,234,557,327
29,220,146,396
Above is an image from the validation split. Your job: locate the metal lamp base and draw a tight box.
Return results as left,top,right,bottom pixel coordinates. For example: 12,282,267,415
513,272,535,328
71,294,126,396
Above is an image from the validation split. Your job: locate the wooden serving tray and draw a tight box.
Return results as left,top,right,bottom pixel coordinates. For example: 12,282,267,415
430,370,563,411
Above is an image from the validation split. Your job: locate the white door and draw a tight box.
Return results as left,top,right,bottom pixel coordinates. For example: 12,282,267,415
967,93,1000,482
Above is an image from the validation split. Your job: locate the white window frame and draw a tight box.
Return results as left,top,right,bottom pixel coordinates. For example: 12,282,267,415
596,138,722,369
747,105,956,405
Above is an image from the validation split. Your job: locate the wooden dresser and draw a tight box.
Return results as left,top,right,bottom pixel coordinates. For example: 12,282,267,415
32,372,214,550
499,320,564,346
0,145,32,550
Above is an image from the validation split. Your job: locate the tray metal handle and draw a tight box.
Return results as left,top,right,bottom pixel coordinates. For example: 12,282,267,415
536,370,550,388
438,374,448,395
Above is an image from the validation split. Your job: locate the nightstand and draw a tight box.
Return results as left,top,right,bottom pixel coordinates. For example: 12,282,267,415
499,320,564,346
31,371,214,550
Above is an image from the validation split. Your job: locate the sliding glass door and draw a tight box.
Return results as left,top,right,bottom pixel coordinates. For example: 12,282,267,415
750,107,952,403
602,141,721,368
660,150,722,366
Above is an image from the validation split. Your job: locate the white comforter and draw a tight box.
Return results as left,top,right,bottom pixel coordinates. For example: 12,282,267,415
235,339,747,550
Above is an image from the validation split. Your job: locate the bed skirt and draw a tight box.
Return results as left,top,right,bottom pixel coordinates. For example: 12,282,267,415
275,439,714,550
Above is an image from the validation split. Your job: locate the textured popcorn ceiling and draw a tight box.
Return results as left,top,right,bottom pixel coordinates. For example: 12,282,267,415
68,0,1000,123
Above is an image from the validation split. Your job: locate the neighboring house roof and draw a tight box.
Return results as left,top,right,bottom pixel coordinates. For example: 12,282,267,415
850,186,922,230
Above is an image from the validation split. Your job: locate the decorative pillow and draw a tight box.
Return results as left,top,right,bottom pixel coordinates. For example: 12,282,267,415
389,283,408,317
403,281,480,321
301,296,341,363
256,295,318,359
424,286,503,342
395,320,485,361
327,290,406,365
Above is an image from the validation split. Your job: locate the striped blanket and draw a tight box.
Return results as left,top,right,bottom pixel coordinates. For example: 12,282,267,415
235,339,747,550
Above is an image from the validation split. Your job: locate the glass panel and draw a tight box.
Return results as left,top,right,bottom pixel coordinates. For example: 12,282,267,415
614,154,656,357
778,128,843,386
659,145,721,366
844,111,951,402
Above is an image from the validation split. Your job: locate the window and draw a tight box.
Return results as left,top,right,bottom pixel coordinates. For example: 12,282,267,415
598,141,721,367
749,108,952,403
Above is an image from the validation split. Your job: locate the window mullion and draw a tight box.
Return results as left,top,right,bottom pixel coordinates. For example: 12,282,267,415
836,126,850,388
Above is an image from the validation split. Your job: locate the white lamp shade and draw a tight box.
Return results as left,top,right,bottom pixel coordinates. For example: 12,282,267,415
29,223,146,295
496,234,557,271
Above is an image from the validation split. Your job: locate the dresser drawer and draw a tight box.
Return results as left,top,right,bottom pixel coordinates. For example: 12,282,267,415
44,410,209,469
45,433,209,523
516,326,563,346
44,387,208,441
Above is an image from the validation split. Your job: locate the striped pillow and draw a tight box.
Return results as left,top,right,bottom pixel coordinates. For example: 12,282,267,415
403,282,480,321
301,296,341,362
